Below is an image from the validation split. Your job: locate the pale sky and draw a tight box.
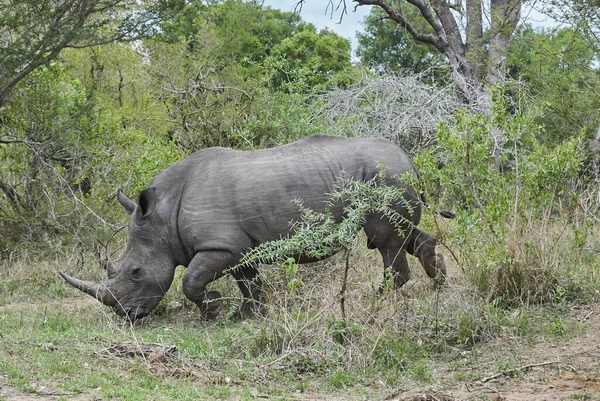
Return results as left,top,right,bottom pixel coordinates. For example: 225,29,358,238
262,0,369,53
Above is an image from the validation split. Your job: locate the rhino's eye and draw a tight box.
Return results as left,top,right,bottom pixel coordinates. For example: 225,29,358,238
131,267,143,279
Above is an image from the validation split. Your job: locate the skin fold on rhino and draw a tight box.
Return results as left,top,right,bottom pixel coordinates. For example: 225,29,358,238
60,134,450,321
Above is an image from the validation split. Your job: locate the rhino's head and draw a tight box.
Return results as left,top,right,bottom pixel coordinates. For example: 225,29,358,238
61,188,176,321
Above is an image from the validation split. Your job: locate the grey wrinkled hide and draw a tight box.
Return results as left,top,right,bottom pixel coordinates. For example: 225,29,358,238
60,135,446,321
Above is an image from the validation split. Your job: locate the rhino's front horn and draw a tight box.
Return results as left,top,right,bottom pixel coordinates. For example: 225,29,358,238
59,272,117,307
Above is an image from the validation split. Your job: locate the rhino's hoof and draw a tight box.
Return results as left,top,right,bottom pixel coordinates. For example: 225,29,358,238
433,275,446,290
200,291,223,320
239,301,267,319
432,253,447,289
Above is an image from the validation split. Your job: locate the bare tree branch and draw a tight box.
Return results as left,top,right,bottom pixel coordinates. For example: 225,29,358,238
325,0,522,91
355,0,440,46
0,178,25,212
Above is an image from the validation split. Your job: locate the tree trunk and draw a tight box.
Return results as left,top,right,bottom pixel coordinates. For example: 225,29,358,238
487,0,522,84
466,0,484,83
0,178,26,212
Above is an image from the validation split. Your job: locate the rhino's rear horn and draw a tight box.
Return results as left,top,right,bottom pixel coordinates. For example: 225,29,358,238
59,272,117,307
97,259,117,278
117,189,136,215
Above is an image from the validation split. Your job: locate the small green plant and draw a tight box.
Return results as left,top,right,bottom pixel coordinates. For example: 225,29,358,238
381,266,394,293
372,337,427,374
327,369,354,389
232,167,415,274
282,257,304,293
496,358,518,377
326,317,361,344
408,359,434,383
571,394,593,400
454,309,483,346
552,285,569,310
550,317,566,337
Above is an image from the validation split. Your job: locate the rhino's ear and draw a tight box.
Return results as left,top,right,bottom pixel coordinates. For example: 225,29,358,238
137,187,156,218
117,189,136,215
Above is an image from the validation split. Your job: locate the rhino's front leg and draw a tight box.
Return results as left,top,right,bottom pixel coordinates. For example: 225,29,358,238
182,251,236,319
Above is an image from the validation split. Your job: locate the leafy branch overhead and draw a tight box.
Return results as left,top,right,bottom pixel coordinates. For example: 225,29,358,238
542,0,600,53
0,0,185,106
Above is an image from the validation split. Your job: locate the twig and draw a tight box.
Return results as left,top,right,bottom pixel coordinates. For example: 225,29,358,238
262,351,294,368
339,249,350,322
581,311,594,322
434,284,440,336
480,360,560,383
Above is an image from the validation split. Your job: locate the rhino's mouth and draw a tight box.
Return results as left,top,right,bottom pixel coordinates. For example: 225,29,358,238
114,305,151,322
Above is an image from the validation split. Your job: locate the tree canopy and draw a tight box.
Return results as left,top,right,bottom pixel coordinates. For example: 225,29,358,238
507,25,600,143
356,6,447,81
0,0,184,106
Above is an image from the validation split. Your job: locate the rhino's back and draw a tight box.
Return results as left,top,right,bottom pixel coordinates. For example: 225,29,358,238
173,135,417,253
242,134,413,177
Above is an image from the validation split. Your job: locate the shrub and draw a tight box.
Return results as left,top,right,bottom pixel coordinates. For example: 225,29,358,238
413,88,594,307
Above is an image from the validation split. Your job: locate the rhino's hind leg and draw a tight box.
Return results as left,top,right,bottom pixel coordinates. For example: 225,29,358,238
376,246,411,292
232,265,267,318
183,251,234,320
364,215,413,291
406,228,446,288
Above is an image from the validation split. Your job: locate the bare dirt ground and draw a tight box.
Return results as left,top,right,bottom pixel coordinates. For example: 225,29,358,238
432,302,600,401
2,299,600,401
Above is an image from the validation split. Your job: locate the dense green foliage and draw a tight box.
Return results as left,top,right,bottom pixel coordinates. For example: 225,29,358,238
412,89,594,307
356,6,447,81
264,25,354,93
507,25,600,143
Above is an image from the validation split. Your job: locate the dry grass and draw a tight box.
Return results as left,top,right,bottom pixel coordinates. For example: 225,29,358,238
454,213,600,309
2,212,600,399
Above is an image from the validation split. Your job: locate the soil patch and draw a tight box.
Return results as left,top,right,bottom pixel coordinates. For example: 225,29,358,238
0,297,97,312
444,302,600,400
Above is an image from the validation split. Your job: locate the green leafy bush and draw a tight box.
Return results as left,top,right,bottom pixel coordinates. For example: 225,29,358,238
414,89,592,307
0,63,180,255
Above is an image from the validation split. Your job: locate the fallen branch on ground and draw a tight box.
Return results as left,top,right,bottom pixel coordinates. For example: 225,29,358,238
480,360,560,383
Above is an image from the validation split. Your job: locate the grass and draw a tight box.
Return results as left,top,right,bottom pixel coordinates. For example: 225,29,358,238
1,218,600,400
0,302,332,400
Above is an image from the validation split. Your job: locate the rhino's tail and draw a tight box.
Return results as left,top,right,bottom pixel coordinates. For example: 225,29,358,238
419,192,455,219
438,210,456,219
